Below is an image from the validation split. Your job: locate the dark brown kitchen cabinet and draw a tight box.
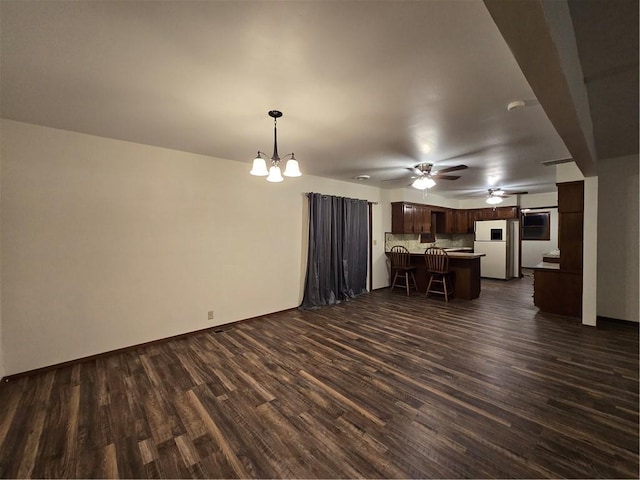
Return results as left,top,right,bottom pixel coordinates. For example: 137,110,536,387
480,208,498,220
468,209,482,232
394,203,517,236
415,205,432,234
467,206,519,224
495,206,519,219
559,212,583,272
391,202,431,234
533,268,582,317
455,209,469,233
392,202,412,233
444,209,455,233
533,181,584,318
558,181,584,213
438,208,470,234
558,181,584,273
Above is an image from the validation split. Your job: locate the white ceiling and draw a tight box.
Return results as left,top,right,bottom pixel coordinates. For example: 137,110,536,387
1,1,635,199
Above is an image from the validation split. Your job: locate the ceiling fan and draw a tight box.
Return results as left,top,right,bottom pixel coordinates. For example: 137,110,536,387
390,162,468,190
485,187,529,204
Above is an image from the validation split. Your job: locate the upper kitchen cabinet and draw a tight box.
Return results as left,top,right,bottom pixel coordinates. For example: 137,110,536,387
558,181,584,213
455,209,470,233
468,209,483,232
391,202,432,235
557,181,584,273
468,206,519,224
495,206,519,219
393,203,517,236
442,209,470,234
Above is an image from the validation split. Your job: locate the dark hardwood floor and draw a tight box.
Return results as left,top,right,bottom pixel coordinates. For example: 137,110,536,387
1,276,638,478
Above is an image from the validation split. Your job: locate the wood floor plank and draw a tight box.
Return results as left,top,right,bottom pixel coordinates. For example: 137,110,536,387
0,275,638,478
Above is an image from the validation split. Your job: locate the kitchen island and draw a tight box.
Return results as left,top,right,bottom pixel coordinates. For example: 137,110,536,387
386,250,485,300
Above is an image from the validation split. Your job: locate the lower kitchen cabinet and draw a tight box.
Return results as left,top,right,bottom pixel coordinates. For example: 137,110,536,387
533,265,582,318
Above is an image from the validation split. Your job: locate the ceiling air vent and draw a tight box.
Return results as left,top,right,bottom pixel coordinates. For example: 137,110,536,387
541,158,573,166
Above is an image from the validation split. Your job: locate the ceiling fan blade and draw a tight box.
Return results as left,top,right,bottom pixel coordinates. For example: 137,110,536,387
434,164,468,174
434,175,461,181
504,191,529,196
382,175,417,182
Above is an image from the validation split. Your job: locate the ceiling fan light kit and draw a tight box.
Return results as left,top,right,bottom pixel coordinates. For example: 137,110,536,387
250,110,301,182
412,176,436,190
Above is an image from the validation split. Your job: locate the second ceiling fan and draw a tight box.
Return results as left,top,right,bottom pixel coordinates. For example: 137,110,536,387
485,187,529,204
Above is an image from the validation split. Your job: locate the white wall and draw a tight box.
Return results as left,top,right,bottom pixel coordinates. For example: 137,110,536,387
391,188,459,209
597,154,639,322
520,192,558,268
582,176,598,326
557,162,585,183
1,120,389,375
0,126,3,379
521,208,558,268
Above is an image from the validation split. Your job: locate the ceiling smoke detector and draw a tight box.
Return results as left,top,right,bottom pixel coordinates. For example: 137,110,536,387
507,100,526,111
354,174,371,181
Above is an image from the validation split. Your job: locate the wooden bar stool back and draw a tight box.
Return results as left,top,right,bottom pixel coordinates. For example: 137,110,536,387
389,245,418,295
424,247,454,302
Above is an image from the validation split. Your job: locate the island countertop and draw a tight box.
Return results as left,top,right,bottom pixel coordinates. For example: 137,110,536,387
385,251,484,300
385,251,486,259
421,252,485,259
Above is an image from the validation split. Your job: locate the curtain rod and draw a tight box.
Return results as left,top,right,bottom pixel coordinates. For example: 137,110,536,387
304,192,378,205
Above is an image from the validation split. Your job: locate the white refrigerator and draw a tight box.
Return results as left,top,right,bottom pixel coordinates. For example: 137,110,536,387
474,219,519,279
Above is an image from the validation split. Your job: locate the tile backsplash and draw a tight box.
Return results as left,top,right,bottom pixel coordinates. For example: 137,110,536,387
385,232,474,254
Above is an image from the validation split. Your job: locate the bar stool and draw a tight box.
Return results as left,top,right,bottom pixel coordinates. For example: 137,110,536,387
389,246,418,295
424,247,454,302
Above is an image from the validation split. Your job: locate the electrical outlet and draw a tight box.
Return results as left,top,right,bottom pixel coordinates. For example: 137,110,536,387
208,310,214,320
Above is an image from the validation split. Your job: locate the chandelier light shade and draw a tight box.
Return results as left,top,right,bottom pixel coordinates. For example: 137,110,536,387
250,156,269,176
412,175,436,190
250,110,301,182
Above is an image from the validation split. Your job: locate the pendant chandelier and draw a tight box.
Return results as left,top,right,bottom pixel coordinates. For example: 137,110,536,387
249,110,301,182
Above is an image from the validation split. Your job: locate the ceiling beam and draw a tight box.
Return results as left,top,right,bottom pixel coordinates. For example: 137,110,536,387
483,0,597,176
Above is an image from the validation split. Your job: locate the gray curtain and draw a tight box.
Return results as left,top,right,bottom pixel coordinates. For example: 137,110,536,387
301,193,369,309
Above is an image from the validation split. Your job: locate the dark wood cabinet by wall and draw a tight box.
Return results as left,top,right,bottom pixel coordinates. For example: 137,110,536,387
558,181,584,213
533,269,582,317
559,212,584,273
533,180,584,318
557,180,584,273
391,202,414,233
391,202,431,235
